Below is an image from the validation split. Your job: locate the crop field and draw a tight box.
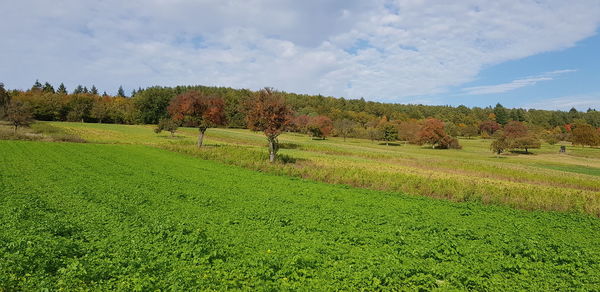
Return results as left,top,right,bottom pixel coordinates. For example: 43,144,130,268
48,122,600,216
2,139,600,290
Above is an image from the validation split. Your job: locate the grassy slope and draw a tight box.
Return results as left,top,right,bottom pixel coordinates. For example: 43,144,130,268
49,122,600,216
1,140,600,290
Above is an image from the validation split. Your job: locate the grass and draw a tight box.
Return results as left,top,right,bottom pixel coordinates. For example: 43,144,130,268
48,122,600,216
2,140,600,290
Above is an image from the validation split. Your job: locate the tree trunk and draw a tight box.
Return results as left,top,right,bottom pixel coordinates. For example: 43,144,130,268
13,125,17,134
197,128,206,147
81,118,84,123
268,136,278,163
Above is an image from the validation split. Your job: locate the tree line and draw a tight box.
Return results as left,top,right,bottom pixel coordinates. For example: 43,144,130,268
2,81,600,161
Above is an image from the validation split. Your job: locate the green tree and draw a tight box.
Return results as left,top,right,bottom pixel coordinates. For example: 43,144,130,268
0,83,10,118
57,83,68,94
380,123,398,146
493,103,508,125
31,80,43,92
117,86,126,97
333,119,355,141
154,118,179,137
91,85,99,95
42,82,55,93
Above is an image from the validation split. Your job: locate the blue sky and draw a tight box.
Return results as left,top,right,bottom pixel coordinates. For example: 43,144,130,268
1,0,599,110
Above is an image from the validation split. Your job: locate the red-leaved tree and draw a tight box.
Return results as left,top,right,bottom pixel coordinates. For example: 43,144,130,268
245,88,292,163
167,90,226,147
307,115,333,140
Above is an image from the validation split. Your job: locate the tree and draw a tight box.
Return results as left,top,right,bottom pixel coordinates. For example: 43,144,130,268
460,124,479,139
154,118,179,137
493,103,508,125
6,100,33,133
307,115,333,140
42,82,55,93
133,86,175,124
479,120,501,135
245,88,292,163
366,126,382,143
0,83,10,118
57,83,68,95
91,85,99,95
416,118,460,149
571,123,600,147
491,121,541,153
397,120,420,143
379,123,398,146
490,135,509,155
168,90,226,147
31,80,43,92
73,85,84,94
333,119,355,141
117,86,126,97
91,97,111,123
512,135,541,153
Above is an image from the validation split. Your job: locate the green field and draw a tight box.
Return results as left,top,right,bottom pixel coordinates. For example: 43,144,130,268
48,122,600,216
2,140,600,290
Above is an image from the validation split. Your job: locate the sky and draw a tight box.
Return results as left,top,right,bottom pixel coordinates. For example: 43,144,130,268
1,0,599,110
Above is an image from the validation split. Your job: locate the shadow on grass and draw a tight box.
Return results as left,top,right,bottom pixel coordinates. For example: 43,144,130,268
510,150,536,155
379,142,402,146
280,142,301,149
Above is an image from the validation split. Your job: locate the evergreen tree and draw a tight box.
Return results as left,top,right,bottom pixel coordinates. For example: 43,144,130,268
493,103,508,125
31,79,43,91
83,86,89,94
91,85,99,95
102,91,108,97
117,86,126,97
73,85,84,94
57,83,68,94
42,82,55,93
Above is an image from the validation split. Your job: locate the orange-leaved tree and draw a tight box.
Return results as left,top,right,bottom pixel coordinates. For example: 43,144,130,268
167,90,226,147
416,118,460,149
245,88,292,163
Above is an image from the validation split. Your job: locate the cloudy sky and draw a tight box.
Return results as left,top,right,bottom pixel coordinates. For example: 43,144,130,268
1,0,600,110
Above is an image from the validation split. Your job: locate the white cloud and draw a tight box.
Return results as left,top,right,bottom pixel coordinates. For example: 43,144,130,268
462,69,576,95
0,0,599,101
525,94,600,111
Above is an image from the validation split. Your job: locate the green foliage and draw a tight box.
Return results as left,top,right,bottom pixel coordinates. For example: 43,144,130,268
2,140,600,290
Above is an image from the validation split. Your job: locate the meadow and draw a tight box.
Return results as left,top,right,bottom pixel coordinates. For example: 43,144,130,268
2,139,600,290
47,122,600,216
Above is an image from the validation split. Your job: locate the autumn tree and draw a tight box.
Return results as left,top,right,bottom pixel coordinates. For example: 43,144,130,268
6,100,33,133
291,114,310,133
571,123,600,147
307,115,333,140
154,118,179,137
397,120,420,143
91,97,111,123
491,121,541,153
168,90,226,147
333,118,355,141
416,118,460,149
245,88,292,163
479,120,501,135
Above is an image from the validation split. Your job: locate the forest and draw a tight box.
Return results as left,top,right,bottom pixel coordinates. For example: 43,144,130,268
2,80,600,159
